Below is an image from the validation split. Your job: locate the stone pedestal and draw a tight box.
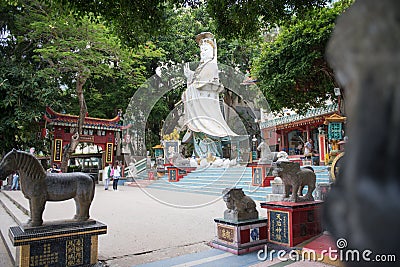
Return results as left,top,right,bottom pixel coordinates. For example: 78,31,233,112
251,164,274,187
270,179,284,194
315,183,332,201
148,170,157,180
167,166,180,182
210,218,268,255
265,194,284,202
261,201,323,247
267,179,285,202
9,220,107,267
167,166,196,182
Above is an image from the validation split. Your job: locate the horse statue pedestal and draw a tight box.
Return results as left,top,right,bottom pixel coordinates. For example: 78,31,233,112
0,149,106,266
9,220,107,267
260,201,323,247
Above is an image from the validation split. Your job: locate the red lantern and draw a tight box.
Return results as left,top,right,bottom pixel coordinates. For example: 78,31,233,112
41,128,48,138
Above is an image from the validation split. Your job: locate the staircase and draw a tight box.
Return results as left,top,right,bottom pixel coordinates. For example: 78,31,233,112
124,157,147,179
146,166,331,202
0,191,30,265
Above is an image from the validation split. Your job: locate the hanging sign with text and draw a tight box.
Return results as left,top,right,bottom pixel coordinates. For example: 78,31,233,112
53,139,63,162
106,143,113,163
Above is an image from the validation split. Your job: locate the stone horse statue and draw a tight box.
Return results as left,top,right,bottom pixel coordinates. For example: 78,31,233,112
0,149,95,227
273,161,316,202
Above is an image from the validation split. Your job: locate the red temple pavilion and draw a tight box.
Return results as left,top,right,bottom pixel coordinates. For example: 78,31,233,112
260,103,339,163
43,107,122,167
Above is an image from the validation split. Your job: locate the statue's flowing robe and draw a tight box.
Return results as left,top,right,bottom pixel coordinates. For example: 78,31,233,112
182,60,238,138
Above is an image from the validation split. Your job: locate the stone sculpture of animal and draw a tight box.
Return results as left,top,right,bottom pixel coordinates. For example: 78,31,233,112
222,188,258,221
171,152,190,167
273,161,316,202
0,149,95,227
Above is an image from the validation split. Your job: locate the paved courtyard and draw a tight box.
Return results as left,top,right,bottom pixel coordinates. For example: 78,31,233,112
0,185,336,266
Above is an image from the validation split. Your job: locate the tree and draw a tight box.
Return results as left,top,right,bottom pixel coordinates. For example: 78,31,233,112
31,11,157,171
41,0,307,44
0,0,166,170
252,1,353,114
1,0,166,158
205,0,332,39
52,0,171,47
0,1,67,155
0,60,64,155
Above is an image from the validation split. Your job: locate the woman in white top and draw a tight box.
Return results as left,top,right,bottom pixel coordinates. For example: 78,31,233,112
304,139,314,159
112,162,121,191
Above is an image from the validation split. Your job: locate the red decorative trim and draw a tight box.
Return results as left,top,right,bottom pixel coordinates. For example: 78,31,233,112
44,107,121,130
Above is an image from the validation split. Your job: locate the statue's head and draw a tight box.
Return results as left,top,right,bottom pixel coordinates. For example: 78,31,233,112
274,161,300,176
223,188,244,202
196,32,216,61
0,149,17,180
222,188,236,210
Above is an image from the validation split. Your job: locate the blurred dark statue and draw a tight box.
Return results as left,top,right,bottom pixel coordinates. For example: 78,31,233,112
222,188,258,221
273,161,316,202
324,0,400,266
0,149,95,227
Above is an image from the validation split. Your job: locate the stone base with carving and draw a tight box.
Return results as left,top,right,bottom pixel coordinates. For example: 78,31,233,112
315,183,332,201
8,220,107,267
167,166,197,182
265,194,284,202
209,218,268,255
261,201,323,247
250,163,274,187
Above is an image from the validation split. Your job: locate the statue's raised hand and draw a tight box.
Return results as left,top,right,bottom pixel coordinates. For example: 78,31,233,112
184,62,194,83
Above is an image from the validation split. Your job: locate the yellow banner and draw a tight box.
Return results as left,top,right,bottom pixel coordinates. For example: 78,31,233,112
53,139,63,162
105,143,113,163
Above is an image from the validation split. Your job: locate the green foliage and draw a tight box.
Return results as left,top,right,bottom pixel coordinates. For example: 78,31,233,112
0,1,64,154
154,5,261,71
52,0,170,47
153,6,212,64
6,0,165,120
3,0,347,154
206,0,332,39
0,60,63,154
0,0,165,155
67,41,164,119
252,1,352,113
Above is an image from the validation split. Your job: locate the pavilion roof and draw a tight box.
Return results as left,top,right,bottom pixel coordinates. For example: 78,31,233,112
260,103,338,130
44,107,122,131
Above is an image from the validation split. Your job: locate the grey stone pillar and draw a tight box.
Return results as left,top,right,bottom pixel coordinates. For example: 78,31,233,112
324,1,400,265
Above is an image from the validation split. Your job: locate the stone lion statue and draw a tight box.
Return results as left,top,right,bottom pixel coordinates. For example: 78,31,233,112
171,152,190,167
222,188,258,221
273,161,316,202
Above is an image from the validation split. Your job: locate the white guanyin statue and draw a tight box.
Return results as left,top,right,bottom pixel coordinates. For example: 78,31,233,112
182,32,237,138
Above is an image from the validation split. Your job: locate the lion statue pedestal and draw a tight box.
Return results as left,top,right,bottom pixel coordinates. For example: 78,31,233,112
260,161,323,247
209,188,268,255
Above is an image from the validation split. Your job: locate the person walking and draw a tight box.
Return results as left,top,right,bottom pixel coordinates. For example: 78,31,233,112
11,172,19,190
112,162,121,191
104,163,113,190
48,163,61,173
304,138,314,160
